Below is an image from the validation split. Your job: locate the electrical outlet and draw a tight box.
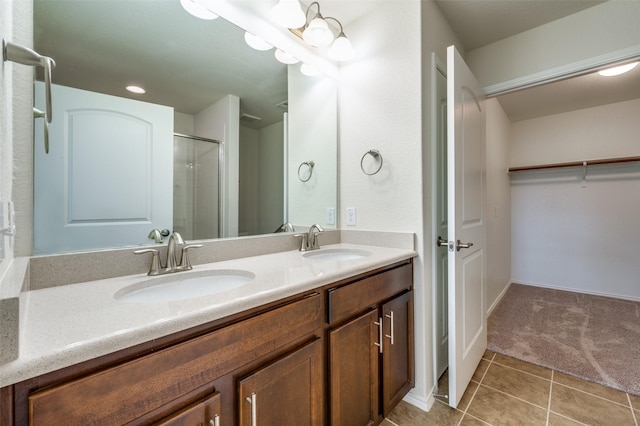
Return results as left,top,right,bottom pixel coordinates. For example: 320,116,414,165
326,207,335,225
346,207,357,226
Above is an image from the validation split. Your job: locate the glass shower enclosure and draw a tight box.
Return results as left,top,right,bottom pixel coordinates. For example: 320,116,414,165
173,134,221,240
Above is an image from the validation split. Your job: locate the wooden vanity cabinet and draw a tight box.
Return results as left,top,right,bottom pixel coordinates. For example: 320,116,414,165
327,262,414,426
17,292,323,426
156,392,221,426
1,259,414,426
238,338,323,426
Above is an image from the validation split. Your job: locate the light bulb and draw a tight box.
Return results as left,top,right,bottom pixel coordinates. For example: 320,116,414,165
328,33,354,61
271,0,306,29
598,62,638,77
303,16,334,47
300,63,321,77
275,49,300,65
180,0,218,20
244,32,273,51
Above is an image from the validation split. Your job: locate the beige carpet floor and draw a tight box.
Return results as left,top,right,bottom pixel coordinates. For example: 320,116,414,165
488,283,640,396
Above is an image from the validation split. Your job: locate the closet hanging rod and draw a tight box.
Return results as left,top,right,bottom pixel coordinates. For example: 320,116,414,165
508,155,640,173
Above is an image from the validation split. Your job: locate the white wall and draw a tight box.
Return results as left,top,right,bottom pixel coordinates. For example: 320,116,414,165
258,121,284,234
287,66,337,229
485,99,512,311
1,0,33,273
195,95,240,237
510,98,640,301
239,126,259,236
467,1,640,90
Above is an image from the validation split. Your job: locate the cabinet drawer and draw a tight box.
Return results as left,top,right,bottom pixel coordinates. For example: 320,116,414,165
328,263,412,324
28,293,322,425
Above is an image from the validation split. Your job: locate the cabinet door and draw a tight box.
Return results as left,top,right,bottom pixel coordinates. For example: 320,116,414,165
157,392,221,426
238,339,323,426
329,309,379,426
382,291,414,416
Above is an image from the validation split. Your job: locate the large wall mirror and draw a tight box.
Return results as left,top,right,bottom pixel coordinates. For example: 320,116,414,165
33,0,337,255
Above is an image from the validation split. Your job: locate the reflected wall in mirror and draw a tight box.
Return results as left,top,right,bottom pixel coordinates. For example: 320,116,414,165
33,0,338,255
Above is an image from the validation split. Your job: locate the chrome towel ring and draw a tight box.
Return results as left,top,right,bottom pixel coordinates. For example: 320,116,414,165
298,161,315,182
360,149,383,175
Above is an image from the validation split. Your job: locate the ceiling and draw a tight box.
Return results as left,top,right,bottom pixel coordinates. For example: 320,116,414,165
434,0,640,122
434,0,606,51
35,0,639,125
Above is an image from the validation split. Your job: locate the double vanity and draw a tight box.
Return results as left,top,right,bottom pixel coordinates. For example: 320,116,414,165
0,231,416,425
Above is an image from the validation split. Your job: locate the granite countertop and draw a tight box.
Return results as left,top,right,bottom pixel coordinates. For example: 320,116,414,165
0,243,415,387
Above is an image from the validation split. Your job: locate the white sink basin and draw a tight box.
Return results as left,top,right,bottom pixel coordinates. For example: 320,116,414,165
115,269,255,303
302,248,372,261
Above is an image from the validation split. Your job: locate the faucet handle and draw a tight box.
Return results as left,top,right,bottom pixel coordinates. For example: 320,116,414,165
179,244,203,270
134,248,163,275
293,233,308,252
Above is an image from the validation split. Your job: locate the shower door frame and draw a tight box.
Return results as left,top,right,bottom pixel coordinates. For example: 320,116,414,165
173,133,223,240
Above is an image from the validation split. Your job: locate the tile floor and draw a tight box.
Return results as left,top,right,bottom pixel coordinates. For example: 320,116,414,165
383,350,640,426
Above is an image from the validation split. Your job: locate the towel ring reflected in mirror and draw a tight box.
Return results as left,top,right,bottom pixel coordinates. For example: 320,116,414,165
360,149,383,175
298,160,315,182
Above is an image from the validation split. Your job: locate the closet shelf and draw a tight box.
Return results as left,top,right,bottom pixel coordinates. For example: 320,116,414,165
508,156,640,173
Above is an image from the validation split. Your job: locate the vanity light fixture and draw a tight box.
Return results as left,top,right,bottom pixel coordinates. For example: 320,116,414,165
126,85,146,94
271,0,306,29
275,49,300,64
598,61,638,77
180,0,218,20
300,63,321,77
244,32,273,51
272,1,355,62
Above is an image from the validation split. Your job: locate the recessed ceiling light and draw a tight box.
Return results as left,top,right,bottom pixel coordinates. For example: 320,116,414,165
126,85,146,94
598,62,638,77
180,0,218,20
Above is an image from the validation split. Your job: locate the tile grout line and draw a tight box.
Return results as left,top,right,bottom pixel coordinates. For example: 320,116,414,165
546,370,554,426
491,359,553,382
456,353,495,426
552,380,634,409
628,393,639,426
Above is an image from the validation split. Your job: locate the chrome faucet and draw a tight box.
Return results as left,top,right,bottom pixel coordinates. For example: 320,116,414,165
295,224,324,251
274,222,295,233
166,232,185,271
307,224,324,250
135,231,202,276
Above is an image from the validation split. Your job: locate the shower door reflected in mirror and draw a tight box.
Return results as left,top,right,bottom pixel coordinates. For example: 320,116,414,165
173,135,221,241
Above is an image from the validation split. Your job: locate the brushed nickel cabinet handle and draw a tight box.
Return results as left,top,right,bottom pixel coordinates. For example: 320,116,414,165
385,311,395,345
374,317,383,354
246,392,257,426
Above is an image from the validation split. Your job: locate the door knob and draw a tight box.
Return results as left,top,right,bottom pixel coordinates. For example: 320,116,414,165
456,240,474,251
436,236,448,247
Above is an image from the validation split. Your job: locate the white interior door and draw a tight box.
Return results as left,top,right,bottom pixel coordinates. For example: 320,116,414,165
446,45,487,408
434,59,449,380
34,83,173,254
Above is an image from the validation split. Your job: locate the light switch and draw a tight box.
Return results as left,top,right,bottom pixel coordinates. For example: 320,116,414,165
326,207,335,225
346,207,356,226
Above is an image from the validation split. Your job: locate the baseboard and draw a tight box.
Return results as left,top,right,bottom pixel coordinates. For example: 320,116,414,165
512,279,640,303
486,280,513,316
403,388,435,412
